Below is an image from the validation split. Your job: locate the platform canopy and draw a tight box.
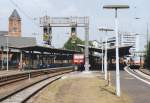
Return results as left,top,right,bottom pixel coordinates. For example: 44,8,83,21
78,44,132,58
10,45,81,54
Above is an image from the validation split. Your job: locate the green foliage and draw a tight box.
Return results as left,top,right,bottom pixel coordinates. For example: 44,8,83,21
63,35,84,52
89,41,93,47
144,42,150,69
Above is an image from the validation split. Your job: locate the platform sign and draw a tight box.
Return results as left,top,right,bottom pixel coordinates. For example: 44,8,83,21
73,54,84,64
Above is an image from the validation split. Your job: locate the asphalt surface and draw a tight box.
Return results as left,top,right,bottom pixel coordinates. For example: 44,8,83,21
110,70,150,103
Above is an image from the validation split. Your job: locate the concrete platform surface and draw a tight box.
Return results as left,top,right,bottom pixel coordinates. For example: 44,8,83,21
0,70,26,77
0,66,73,77
27,71,133,103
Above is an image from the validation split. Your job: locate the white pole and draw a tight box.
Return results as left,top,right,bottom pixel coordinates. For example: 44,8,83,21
147,23,149,50
20,51,23,69
84,17,90,72
115,9,120,96
29,72,31,80
102,42,104,73
6,36,9,71
104,31,108,80
1,49,4,69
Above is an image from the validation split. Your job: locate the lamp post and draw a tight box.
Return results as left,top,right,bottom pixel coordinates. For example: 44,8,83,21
5,35,9,71
146,23,149,50
99,28,114,80
84,17,90,72
101,39,104,73
1,46,4,70
103,5,129,96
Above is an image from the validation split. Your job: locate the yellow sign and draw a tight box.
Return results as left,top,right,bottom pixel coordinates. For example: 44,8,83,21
43,33,49,41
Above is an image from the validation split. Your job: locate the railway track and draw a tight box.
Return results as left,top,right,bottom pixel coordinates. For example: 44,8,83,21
0,66,72,87
0,67,74,103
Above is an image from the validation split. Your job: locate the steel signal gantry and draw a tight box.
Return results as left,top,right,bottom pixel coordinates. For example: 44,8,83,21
40,16,90,72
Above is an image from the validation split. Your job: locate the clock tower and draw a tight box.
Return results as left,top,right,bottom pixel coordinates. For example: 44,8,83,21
9,9,21,37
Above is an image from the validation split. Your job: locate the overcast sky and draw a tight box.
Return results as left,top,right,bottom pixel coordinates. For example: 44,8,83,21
0,0,150,50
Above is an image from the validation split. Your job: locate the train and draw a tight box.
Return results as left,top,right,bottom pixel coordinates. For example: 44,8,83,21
126,56,144,69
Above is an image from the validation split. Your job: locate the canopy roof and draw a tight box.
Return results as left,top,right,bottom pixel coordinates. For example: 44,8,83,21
10,45,80,54
78,44,132,58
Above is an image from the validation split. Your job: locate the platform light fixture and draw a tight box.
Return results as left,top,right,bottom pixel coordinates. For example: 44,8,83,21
103,4,129,96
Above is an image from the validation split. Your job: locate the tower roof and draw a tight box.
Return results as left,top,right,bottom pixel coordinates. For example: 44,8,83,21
9,9,21,20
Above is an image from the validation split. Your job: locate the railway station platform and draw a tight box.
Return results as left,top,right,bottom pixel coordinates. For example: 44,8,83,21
0,67,71,77
28,71,133,103
0,69,49,77
0,69,28,77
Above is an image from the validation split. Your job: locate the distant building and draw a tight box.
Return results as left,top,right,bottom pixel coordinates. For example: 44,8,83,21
91,40,101,56
107,32,137,50
107,37,116,47
0,9,21,37
118,31,137,52
0,31,8,37
0,36,36,48
0,9,36,48
91,40,100,48
9,9,21,37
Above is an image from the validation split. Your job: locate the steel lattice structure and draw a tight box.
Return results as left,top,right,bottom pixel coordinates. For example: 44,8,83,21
40,16,90,71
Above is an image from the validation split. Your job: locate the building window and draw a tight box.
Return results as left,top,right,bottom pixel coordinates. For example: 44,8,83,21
12,27,17,32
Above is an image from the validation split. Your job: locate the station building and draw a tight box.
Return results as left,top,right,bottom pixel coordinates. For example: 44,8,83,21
0,9,78,70
0,9,132,71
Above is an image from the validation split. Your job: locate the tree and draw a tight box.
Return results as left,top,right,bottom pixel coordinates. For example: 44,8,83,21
144,42,150,69
63,35,84,52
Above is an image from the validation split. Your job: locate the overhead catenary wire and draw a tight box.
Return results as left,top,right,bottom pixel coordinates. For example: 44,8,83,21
32,0,48,15
9,0,40,27
9,0,33,20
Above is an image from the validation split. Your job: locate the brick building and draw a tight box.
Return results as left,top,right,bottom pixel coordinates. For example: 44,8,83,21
0,9,21,37
8,9,21,37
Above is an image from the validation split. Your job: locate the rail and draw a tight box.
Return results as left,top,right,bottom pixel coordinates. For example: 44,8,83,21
0,66,74,102
0,66,73,87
